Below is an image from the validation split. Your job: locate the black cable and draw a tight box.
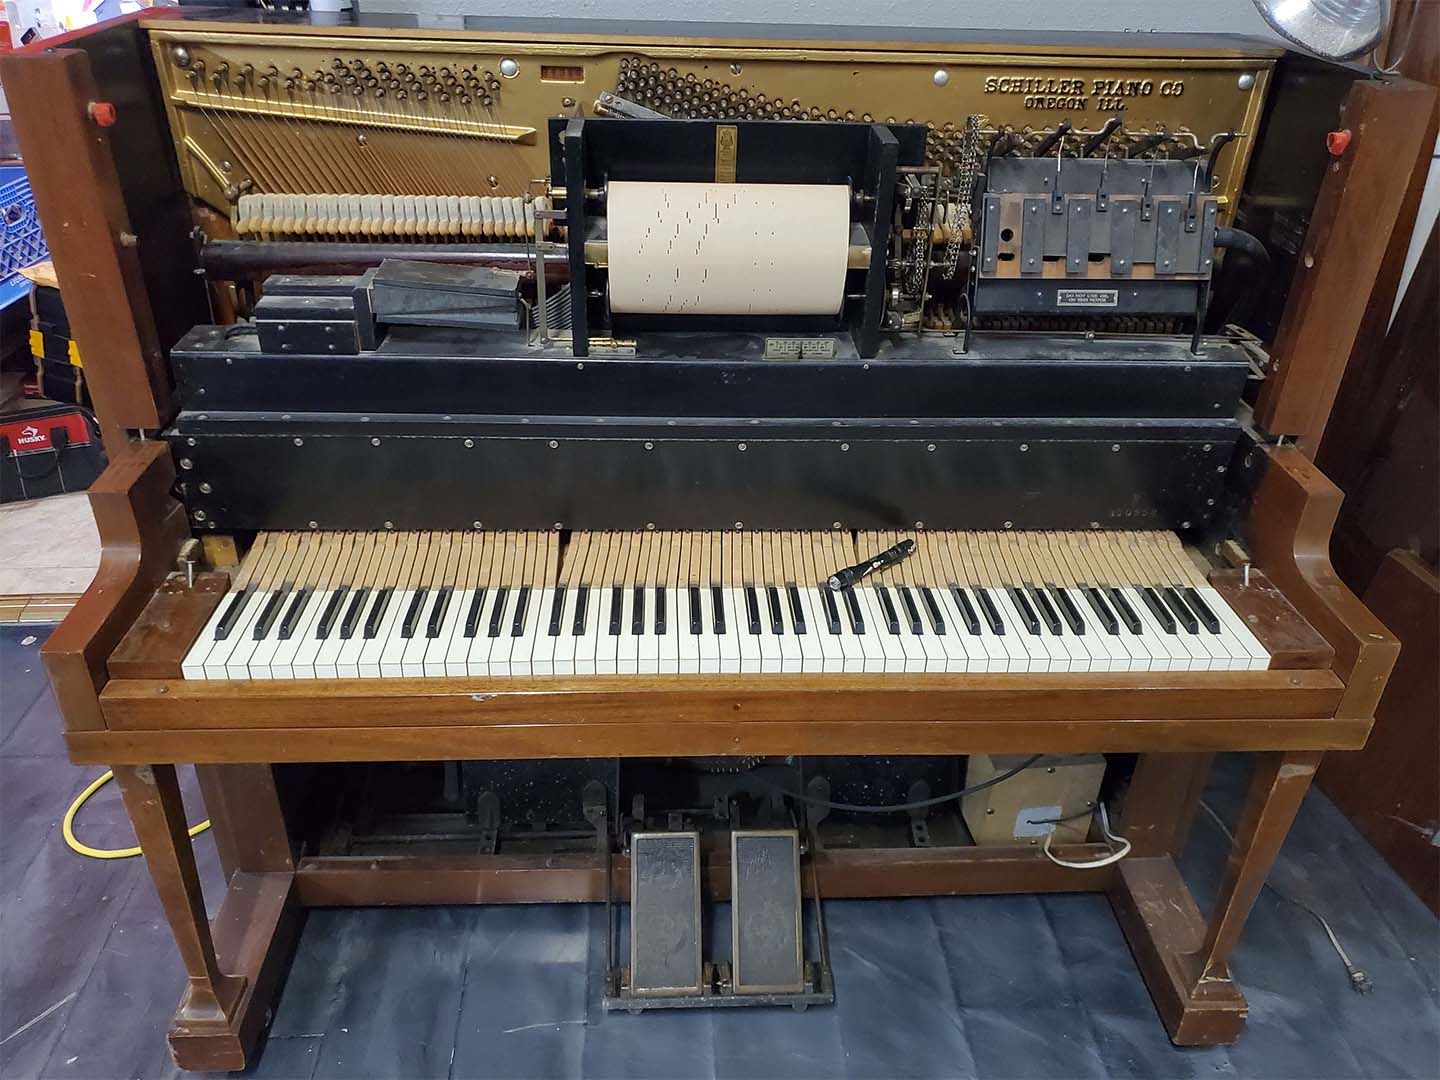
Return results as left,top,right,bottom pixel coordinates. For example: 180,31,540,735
755,754,1044,814
1213,226,1272,330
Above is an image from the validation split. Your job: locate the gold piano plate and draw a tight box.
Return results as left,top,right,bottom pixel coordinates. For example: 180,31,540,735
146,22,1274,226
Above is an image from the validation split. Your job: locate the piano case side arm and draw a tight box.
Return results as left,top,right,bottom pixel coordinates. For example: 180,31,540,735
1247,443,1400,721
41,441,190,730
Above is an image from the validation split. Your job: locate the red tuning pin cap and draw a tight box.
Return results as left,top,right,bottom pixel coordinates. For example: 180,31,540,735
1326,128,1352,157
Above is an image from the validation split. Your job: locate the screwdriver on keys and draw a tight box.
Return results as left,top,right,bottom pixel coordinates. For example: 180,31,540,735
826,538,917,592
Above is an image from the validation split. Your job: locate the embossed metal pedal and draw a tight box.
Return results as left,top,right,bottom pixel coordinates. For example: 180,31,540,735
628,831,703,997
731,829,805,994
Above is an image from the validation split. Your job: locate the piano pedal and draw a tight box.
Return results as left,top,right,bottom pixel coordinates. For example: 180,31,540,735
604,827,834,1013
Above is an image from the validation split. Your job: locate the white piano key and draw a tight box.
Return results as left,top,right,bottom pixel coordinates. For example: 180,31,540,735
486,588,519,677
835,587,876,673
375,589,416,679
925,587,974,673
312,590,360,680
1124,587,1188,671
219,589,278,680
882,587,928,673
905,587,949,673
509,586,546,677
801,587,845,674
573,587,601,677
400,590,435,676
994,588,1053,672
715,588,742,674
771,588,803,674
551,587,581,677
445,589,483,676
732,587,762,674
656,586,680,675
617,587,641,675
678,586,703,674
269,589,322,680
756,588,783,674
1201,586,1271,669
182,591,236,680
529,587,563,677
854,589,898,673
425,588,467,677
594,587,623,675
951,587,1006,673
246,591,294,680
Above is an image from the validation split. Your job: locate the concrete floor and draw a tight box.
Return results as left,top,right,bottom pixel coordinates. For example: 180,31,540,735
1,623,1438,1080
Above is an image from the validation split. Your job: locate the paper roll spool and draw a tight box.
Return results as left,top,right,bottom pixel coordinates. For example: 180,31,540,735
606,181,852,316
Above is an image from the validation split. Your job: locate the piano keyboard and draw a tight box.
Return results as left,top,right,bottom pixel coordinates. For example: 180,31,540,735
180,530,1270,680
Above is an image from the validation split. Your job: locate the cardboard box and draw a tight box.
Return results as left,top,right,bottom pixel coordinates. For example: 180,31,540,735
962,753,1107,845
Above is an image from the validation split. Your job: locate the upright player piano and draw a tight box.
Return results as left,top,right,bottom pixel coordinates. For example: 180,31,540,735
4,10,1431,1070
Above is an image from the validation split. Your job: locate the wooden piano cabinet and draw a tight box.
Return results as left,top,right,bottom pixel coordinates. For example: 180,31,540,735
33,440,1394,1069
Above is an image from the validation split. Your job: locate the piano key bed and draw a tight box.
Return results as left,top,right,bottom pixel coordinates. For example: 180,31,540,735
180,529,1276,681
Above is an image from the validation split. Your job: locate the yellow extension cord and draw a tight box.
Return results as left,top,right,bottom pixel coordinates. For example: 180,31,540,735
62,770,210,859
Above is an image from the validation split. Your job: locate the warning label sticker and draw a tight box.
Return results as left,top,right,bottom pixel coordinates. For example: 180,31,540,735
1056,288,1119,308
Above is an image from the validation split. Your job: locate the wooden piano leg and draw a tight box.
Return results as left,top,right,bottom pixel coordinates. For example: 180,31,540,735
115,764,303,1071
1111,750,1322,1045
113,765,248,1026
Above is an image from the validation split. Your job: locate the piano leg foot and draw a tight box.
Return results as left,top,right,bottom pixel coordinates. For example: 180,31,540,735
114,765,304,1072
1109,750,1322,1046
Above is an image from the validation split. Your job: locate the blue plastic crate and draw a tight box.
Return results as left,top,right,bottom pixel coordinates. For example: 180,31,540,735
0,165,47,313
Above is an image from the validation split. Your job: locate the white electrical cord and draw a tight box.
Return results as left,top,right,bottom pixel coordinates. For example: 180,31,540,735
1041,803,1132,869
1197,799,1373,994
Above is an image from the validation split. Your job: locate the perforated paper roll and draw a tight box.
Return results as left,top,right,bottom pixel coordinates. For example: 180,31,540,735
606,181,852,316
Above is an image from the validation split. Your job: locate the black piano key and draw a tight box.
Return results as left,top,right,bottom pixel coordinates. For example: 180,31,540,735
361,587,390,640
877,586,901,635
315,587,347,640
630,586,645,636
688,586,703,635
822,589,842,635
1008,587,1041,634
547,586,566,637
1106,588,1143,633
488,586,510,639
1083,587,1120,635
214,584,255,641
463,587,487,638
511,585,531,637
571,585,589,636
745,587,762,635
425,586,452,639
340,587,370,640
766,586,784,635
607,585,622,637
843,589,865,634
1161,587,1200,634
655,586,667,635
787,585,807,635
1139,587,1177,633
252,587,289,641
1182,586,1222,634
976,589,1005,635
711,587,726,635
949,586,981,635
899,587,923,635
1050,586,1086,635
1027,586,1062,635
277,587,312,641
401,587,429,639
920,587,946,635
